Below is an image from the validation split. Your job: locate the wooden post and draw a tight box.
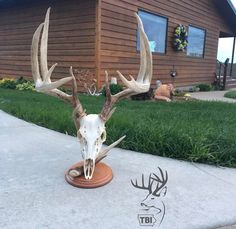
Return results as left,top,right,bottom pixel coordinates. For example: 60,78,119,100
223,58,229,90
230,37,235,77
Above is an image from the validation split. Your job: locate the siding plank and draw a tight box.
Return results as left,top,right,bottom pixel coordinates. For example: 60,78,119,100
99,0,233,87
0,0,96,84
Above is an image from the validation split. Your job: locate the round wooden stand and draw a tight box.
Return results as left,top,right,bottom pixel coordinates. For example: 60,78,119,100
65,161,113,188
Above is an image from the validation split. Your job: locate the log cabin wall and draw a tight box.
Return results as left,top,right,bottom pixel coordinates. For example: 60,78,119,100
0,0,96,90
99,0,234,87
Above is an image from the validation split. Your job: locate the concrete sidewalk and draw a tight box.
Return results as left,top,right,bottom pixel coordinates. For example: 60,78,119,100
190,90,236,103
1,110,236,229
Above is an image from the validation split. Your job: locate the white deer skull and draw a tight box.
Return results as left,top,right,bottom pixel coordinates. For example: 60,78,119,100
31,8,152,179
77,115,106,179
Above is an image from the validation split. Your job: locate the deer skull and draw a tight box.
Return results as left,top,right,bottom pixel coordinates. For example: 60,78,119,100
77,115,106,179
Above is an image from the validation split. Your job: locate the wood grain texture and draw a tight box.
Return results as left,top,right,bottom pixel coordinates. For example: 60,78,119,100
0,0,96,87
95,0,102,88
0,0,234,89
99,0,234,87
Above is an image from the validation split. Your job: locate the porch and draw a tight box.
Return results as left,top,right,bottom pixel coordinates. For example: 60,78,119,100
216,34,236,89
215,0,236,89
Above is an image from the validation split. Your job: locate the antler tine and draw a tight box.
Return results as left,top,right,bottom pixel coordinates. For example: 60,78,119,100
131,173,153,195
99,71,117,121
40,7,50,81
135,13,152,84
70,66,87,127
31,8,86,119
148,173,154,194
157,166,168,185
131,178,138,187
96,135,126,162
31,23,44,86
152,168,168,196
100,13,152,122
70,66,80,107
32,7,73,92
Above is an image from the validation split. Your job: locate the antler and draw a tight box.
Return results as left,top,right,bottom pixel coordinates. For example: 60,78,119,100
100,13,152,122
131,168,168,196
131,174,154,195
151,167,168,196
31,8,86,118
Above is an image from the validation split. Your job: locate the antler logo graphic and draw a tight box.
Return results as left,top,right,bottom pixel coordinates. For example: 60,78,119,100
131,167,168,227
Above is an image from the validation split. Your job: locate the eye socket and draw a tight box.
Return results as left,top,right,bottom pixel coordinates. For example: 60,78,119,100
101,130,106,142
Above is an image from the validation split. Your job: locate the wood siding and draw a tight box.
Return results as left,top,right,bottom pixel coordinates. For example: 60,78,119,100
0,0,96,87
0,0,234,89
99,0,234,87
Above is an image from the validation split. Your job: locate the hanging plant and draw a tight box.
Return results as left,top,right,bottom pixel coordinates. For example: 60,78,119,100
173,25,188,52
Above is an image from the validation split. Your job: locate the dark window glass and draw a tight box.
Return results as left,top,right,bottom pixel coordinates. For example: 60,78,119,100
137,10,167,54
187,26,206,58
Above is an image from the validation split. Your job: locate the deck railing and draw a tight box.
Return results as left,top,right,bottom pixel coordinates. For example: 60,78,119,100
216,58,229,90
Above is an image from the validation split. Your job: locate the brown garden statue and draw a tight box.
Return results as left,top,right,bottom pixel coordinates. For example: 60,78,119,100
154,83,175,102
31,8,152,188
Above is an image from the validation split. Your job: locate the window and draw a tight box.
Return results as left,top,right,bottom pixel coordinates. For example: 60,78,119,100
137,10,167,54
187,26,206,58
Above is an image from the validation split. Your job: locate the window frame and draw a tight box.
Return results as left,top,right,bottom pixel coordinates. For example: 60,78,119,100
136,9,168,55
187,24,207,59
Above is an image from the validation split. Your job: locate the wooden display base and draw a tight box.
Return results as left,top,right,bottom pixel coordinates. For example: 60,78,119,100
65,161,113,188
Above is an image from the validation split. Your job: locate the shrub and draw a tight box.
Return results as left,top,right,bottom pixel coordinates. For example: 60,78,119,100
16,81,35,91
174,90,186,97
197,84,212,91
0,77,35,91
0,77,35,90
131,88,154,100
0,78,17,89
101,84,123,96
16,77,28,85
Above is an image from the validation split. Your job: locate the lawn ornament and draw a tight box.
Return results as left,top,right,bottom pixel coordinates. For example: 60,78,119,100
154,83,174,102
31,8,152,187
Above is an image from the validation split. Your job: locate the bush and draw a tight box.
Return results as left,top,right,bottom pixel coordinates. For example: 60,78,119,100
131,88,154,100
0,78,17,89
16,81,35,91
0,77,35,91
16,77,28,85
197,84,212,91
101,84,123,96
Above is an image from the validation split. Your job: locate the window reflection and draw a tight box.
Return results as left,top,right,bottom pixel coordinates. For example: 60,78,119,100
137,10,167,54
187,26,206,58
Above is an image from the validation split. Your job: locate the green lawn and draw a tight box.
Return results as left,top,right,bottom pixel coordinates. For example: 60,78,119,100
1,88,236,168
224,90,236,100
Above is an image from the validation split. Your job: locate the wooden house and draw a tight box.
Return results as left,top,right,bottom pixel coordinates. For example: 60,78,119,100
0,0,235,90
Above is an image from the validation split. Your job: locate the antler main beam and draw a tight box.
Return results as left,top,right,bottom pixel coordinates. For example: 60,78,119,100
100,13,152,122
31,8,85,118
152,168,168,196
